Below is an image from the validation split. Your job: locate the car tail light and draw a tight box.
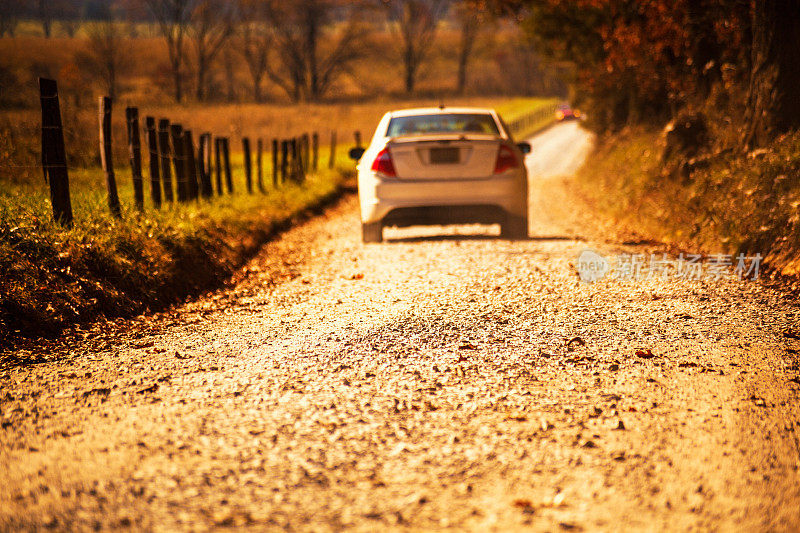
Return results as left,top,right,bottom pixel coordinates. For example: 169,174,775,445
494,145,519,174
371,147,396,177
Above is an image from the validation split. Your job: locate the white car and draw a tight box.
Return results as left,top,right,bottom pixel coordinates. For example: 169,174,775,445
349,106,531,243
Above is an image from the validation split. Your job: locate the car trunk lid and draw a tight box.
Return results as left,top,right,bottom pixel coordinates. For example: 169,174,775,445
387,134,501,179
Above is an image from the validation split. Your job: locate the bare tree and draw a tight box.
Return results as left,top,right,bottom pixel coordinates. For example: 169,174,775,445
60,19,81,38
0,0,21,37
222,44,238,101
57,0,82,38
37,0,53,37
188,0,233,101
265,0,369,102
264,6,306,101
454,0,490,94
382,0,449,94
237,0,272,102
76,16,131,99
145,0,194,102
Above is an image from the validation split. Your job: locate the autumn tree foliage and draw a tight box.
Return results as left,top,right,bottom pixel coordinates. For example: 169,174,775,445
510,0,800,146
515,0,751,131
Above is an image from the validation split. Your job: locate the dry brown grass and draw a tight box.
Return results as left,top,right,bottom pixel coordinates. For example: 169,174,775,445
575,128,800,277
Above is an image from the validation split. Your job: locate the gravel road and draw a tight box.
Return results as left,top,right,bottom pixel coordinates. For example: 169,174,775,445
2,122,799,531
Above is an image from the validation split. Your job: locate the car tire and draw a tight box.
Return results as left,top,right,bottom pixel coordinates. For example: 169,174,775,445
501,215,528,240
362,221,383,243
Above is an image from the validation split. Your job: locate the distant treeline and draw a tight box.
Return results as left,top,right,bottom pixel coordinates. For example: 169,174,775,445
0,1,567,108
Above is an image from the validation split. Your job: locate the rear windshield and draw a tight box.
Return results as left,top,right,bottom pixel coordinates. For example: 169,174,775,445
386,113,500,137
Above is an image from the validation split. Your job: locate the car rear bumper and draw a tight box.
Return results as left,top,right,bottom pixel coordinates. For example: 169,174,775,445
358,171,528,224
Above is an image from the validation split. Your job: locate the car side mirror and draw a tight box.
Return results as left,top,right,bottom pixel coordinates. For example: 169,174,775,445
516,142,532,155
349,147,365,161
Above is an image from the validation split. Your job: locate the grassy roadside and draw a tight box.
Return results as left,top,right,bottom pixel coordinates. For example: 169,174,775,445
574,127,800,277
497,98,559,139
0,97,553,344
0,157,351,345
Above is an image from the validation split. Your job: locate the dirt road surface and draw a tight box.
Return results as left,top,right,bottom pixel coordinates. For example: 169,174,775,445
2,122,799,531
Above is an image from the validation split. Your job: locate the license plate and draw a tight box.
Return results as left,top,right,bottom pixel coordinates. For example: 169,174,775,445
429,147,459,164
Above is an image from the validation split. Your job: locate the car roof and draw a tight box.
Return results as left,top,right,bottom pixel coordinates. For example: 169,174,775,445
388,107,497,118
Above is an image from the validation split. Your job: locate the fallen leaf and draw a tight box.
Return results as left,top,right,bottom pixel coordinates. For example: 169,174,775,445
566,337,586,349
750,395,767,407
82,388,110,398
138,384,158,394
513,499,534,509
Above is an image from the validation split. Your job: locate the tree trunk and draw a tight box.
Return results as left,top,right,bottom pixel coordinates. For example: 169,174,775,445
404,48,416,93
456,49,468,95
456,19,477,95
253,74,263,102
174,67,183,103
307,14,319,100
744,0,800,149
38,0,51,38
196,55,206,101
224,47,235,102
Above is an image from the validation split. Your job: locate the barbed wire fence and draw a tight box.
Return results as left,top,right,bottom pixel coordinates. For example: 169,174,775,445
507,101,560,138
32,78,345,226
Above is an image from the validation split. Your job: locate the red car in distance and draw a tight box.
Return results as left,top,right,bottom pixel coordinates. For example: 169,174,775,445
555,103,581,121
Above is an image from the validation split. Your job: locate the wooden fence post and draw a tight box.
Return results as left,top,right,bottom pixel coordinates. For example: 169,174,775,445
125,107,144,211
292,137,305,183
198,133,213,198
205,133,214,197
157,119,173,203
312,132,319,171
99,96,121,218
214,137,223,195
301,133,310,173
280,140,288,184
256,138,265,193
144,117,161,209
271,138,279,188
328,130,337,169
242,137,253,194
170,124,187,202
290,138,298,182
38,78,73,226
222,137,233,193
183,130,199,200
354,130,362,148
